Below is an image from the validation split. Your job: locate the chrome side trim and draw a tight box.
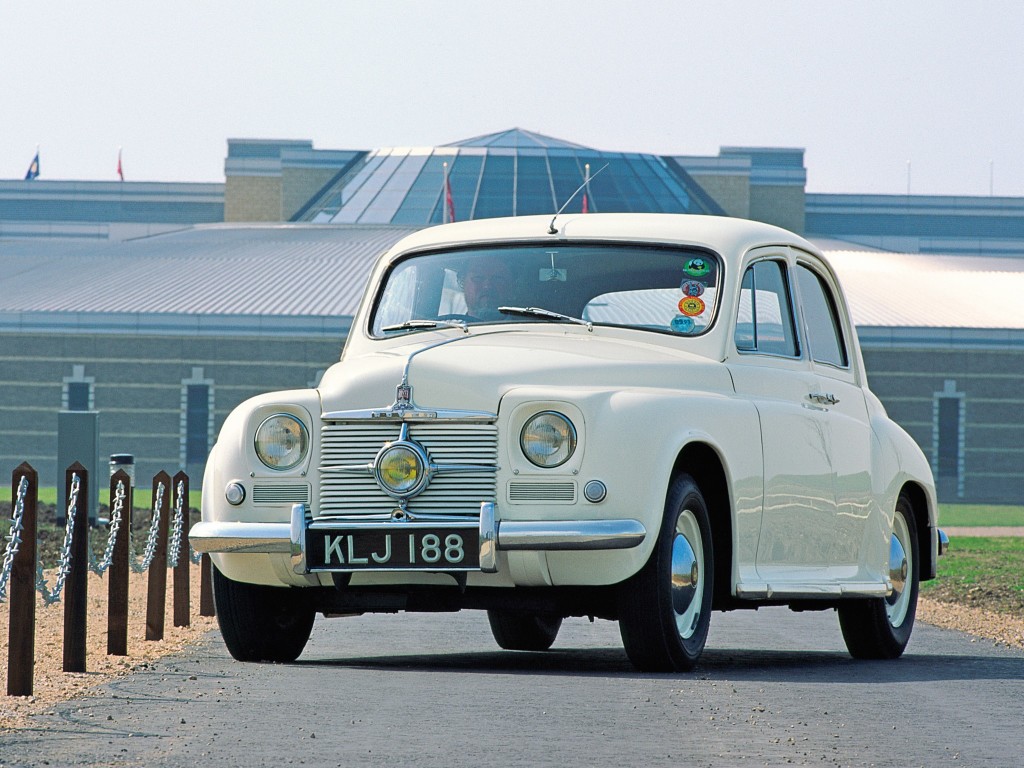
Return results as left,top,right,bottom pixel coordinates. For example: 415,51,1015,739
735,581,892,599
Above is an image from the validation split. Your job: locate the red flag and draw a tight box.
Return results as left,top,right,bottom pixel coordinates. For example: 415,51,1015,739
117,148,124,181
444,165,456,223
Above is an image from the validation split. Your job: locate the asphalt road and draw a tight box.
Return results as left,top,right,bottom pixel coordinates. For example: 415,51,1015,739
2,607,1022,768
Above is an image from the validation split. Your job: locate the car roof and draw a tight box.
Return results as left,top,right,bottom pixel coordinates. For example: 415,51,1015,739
379,213,817,262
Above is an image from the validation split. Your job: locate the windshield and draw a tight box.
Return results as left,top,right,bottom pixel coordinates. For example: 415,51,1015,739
370,244,721,337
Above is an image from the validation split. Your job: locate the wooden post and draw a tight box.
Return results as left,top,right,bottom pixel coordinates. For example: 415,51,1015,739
172,471,191,628
7,464,38,696
107,469,132,656
200,554,215,617
145,471,171,641
63,463,89,673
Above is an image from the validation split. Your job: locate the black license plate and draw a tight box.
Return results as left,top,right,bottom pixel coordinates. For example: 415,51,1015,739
306,526,480,571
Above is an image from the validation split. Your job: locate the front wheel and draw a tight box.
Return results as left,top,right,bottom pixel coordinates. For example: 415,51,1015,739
618,473,714,672
838,492,919,659
212,566,316,662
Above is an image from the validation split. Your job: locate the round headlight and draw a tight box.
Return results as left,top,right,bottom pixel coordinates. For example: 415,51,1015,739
520,411,576,468
254,414,309,471
375,442,428,497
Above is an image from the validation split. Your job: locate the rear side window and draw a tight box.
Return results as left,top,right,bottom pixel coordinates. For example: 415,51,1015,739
735,260,799,357
795,265,848,368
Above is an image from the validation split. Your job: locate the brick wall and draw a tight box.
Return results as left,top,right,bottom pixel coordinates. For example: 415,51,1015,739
0,331,342,489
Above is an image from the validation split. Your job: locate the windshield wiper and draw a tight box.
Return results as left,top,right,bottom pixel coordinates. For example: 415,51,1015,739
382,319,468,334
498,306,593,332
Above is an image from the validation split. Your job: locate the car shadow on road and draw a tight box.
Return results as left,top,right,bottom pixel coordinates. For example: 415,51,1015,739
293,646,1024,683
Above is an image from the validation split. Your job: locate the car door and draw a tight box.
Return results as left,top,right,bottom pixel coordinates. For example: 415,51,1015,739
726,253,837,584
792,258,876,580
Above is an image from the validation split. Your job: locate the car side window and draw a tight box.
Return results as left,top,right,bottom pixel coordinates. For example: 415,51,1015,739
735,260,798,357
795,264,848,368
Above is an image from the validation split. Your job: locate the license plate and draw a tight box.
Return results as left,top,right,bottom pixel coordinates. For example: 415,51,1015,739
306,526,480,571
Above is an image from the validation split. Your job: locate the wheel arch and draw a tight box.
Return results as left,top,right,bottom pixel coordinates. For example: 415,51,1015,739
672,441,733,610
900,480,936,581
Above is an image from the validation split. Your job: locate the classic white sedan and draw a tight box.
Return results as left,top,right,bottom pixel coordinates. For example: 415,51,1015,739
190,213,946,671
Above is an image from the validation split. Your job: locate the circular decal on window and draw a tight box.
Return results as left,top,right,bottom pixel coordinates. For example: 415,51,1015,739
680,280,705,297
678,296,706,316
684,258,711,277
671,315,696,333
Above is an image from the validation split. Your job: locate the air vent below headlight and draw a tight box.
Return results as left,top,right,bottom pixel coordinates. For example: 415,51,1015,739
508,481,576,504
252,484,311,505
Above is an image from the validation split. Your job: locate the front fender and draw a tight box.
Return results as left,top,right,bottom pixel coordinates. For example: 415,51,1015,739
502,386,762,588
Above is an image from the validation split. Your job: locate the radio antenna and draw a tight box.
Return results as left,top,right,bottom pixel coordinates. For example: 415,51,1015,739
547,163,608,234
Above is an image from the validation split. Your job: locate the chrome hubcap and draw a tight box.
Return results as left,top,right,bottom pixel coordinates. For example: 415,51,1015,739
670,508,704,640
886,513,912,627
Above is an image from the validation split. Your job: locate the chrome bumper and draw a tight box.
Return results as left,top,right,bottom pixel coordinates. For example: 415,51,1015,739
189,502,647,574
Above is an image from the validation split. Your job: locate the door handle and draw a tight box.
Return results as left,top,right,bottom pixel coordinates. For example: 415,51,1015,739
808,393,839,406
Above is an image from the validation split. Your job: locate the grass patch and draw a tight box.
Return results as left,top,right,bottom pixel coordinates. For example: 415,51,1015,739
938,504,1024,527
922,536,1024,616
1,485,202,511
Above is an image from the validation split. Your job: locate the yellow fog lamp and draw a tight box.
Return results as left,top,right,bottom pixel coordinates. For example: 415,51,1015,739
374,441,430,498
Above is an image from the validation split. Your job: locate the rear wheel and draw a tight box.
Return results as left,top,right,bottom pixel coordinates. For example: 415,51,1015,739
838,492,919,659
212,566,315,662
487,610,562,651
618,473,714,672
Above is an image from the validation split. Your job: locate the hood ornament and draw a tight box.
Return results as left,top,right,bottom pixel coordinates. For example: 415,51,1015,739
375,380,435,419
395,383,413,410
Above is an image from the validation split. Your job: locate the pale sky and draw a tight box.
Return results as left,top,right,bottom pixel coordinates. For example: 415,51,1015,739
3,1,1022,196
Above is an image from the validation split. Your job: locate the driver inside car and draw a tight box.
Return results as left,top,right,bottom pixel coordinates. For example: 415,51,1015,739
459,259,514,320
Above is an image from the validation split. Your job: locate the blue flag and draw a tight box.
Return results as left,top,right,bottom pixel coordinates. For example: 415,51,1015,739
24,150,40,180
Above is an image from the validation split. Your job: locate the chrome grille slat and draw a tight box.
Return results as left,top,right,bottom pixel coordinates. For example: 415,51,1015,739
320,421,498,518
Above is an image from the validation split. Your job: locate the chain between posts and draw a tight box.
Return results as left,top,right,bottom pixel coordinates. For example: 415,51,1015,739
168,479,202,566
130,481,165,573
35,473,81,606
89,479,126,576
0,475,30,602
168,480,185,568
2,469,197,606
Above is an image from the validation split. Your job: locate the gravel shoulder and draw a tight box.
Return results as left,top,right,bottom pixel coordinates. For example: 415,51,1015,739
1,567,216,730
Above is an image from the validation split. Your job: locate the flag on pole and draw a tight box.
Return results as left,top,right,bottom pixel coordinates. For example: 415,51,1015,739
443,161,456,223
581,163,590,213
117,147,124,181
24,149,40,180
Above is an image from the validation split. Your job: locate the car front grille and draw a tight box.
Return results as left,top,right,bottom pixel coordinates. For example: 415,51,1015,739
319,421,498,518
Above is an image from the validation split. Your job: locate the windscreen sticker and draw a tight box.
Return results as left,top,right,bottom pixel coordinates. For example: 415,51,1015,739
680,280,705,297
684,257,711,277
678,296,706,316
671,315,696,333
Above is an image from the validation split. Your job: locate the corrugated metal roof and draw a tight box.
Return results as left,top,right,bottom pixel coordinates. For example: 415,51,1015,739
0,224,415,317
1,226,1022,337
825,247,1024,329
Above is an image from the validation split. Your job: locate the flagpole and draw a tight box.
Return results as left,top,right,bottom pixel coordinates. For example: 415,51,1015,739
582,163,590,214
443,162,449,224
